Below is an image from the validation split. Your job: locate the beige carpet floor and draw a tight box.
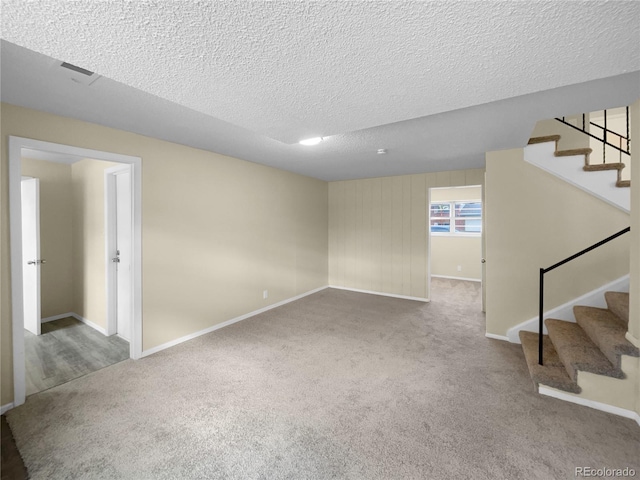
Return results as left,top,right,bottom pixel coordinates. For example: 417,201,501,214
6,279,640,479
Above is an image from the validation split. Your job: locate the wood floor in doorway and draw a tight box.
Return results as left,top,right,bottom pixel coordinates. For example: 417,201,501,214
25,317,129,396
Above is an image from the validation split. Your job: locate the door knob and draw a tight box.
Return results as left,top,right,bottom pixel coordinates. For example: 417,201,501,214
481,258,486,263
27,259,46,265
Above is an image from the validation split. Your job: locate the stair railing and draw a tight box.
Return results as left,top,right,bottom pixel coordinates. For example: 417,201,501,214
555,107,630,162
538,226,630,365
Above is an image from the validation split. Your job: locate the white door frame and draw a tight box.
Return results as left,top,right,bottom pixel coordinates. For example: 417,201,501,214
105,164,133,338
8,136,143,408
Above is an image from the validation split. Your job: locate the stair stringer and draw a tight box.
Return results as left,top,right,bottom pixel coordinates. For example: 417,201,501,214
538,354,639,423
524,141,630,213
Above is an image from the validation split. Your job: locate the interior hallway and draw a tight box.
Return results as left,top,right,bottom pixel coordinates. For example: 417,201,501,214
25,317,129,396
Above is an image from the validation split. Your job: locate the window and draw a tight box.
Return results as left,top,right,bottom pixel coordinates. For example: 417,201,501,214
430,201,482,234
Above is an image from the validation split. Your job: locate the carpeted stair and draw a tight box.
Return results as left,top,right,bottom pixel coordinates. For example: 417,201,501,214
527,135,630,188
519,291,639,393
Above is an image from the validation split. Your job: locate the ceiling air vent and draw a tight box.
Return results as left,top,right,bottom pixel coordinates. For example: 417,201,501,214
59,61,101,86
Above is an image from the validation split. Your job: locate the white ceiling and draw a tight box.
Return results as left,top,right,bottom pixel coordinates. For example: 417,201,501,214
1,1,639,181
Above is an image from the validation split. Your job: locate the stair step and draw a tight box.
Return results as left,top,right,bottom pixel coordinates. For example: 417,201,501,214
605,292,629,325
545,319,624,381
616,180,631,188
555,148,592,157
574,306,638,369
528,135,560,145
519,331,581,394
583,162,625,172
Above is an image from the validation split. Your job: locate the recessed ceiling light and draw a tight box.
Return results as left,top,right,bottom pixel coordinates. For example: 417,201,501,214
377,149,388,155
299,137,323,146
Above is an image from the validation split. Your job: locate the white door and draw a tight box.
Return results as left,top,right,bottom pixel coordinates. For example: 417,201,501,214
21,177,42,335
115,171,132,341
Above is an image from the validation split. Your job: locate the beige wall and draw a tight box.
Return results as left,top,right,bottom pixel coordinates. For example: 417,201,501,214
71,159,118,328
431,185,482,202
328,169,484,299
430,236,482,280
628,100,639,344
485,148,630,337
627,100,640,418
1,103,329,405
20,159,74,318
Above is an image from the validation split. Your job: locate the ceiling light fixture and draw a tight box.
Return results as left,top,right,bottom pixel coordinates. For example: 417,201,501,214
299,137,323,146
377,149,388,155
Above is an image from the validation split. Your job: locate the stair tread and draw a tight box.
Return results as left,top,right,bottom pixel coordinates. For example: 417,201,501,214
555,148,592,157
605,292,629,324
583,163,625,171
616,180,631,188
574,306,638,368
519,331,581,394
528,135,560,145
545,319,624,381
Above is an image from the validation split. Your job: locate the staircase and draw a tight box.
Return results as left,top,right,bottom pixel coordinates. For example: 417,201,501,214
525,135,631,212
528,135,630,188
517,109,637,417
520,292,639,394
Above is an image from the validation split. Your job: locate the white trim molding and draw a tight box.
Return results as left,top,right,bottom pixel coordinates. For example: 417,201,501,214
41,312,76,323
141,286,329,358
72,314,108,336
625,332,640,349
41,312,107,336
431,274,481,283
506,275,629,343
328,285,429,303
8,136,143,410
485,333,509,342
1,403,15,415
539,386,640,426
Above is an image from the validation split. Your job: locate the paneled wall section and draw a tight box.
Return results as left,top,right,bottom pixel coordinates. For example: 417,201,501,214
329,169,484,300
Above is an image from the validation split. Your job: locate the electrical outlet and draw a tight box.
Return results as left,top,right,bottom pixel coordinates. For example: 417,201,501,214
457,265,462,272
263,290,268,299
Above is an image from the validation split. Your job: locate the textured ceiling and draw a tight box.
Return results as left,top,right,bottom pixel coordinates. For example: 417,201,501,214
2,1,639,144
1,2,639,181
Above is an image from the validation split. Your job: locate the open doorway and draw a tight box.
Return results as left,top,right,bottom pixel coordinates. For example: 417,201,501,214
428,185,484,312
8,137,142,408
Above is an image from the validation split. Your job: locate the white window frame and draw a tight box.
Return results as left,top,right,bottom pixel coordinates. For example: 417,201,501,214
430,199,482,237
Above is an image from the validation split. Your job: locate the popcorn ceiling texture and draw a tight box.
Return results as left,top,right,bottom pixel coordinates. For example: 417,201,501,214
2,1,639,144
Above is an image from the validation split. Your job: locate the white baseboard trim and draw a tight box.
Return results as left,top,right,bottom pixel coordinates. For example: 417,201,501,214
506,275,629,344
40,311,109,336
1,403,14,414
41,312,75,323
625,332,640,349
539,386,640,425
141,286,329,358
485,333,509,342
328,285,429,302
431,275,481,283
71,313,108,336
